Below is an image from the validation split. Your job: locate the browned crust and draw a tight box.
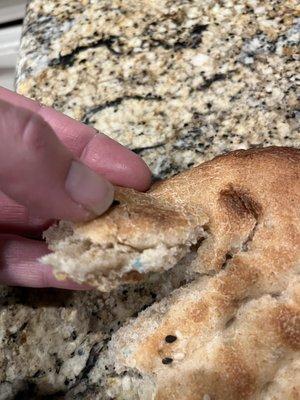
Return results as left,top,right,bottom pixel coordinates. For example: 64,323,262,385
109,147,300,400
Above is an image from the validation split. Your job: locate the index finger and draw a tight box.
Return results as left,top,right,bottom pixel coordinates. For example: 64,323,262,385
0,87,151,191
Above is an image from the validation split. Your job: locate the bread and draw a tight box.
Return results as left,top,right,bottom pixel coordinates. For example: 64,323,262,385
43,147,300,399
42,183,208,292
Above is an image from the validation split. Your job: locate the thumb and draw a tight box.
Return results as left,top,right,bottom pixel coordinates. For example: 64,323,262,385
0,98,114,221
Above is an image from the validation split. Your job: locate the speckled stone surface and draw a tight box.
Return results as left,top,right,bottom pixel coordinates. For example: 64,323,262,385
16,0,300,177
0,0,299,399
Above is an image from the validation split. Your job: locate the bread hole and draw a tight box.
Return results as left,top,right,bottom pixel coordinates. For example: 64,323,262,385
262,381,273,392
231,296,252,309
270,292,280,298
112,200,120,206
225,316,236,328
221,252,233,270
79,239,92,252
165,335,177,343
239,296,251,305
190,236,205,253
162,357,173,365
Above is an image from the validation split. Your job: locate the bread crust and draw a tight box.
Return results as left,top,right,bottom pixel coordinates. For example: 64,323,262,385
108,147,300,400
43,147,300,399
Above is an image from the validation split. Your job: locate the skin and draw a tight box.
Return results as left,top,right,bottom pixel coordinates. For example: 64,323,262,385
0,87,151,289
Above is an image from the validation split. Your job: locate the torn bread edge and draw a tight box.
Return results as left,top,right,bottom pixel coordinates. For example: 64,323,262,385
41,217,207,292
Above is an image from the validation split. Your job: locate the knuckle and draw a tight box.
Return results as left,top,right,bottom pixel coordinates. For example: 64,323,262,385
79,133,97,160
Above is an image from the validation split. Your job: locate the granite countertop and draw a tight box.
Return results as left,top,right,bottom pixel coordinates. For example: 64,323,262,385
0,1,299,399
16,0,300,178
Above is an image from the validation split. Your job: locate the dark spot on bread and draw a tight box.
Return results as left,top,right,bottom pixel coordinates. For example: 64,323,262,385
270,292,280,298
261,381,272,392
112,200,120,206
162,357,173,364
225,316,236,328
219,187,261,219
165,335,177,343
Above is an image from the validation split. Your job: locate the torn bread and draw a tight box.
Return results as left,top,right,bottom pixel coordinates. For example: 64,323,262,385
42,185,208,291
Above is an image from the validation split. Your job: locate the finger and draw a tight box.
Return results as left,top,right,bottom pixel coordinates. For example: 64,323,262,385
0,98,114,221
0,190,51,235
0,87,151,191
0,234,91,289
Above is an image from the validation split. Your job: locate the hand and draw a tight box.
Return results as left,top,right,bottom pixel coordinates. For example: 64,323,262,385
0,87,151,289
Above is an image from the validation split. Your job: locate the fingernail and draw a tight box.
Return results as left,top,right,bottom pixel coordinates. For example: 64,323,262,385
65,161,114,216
